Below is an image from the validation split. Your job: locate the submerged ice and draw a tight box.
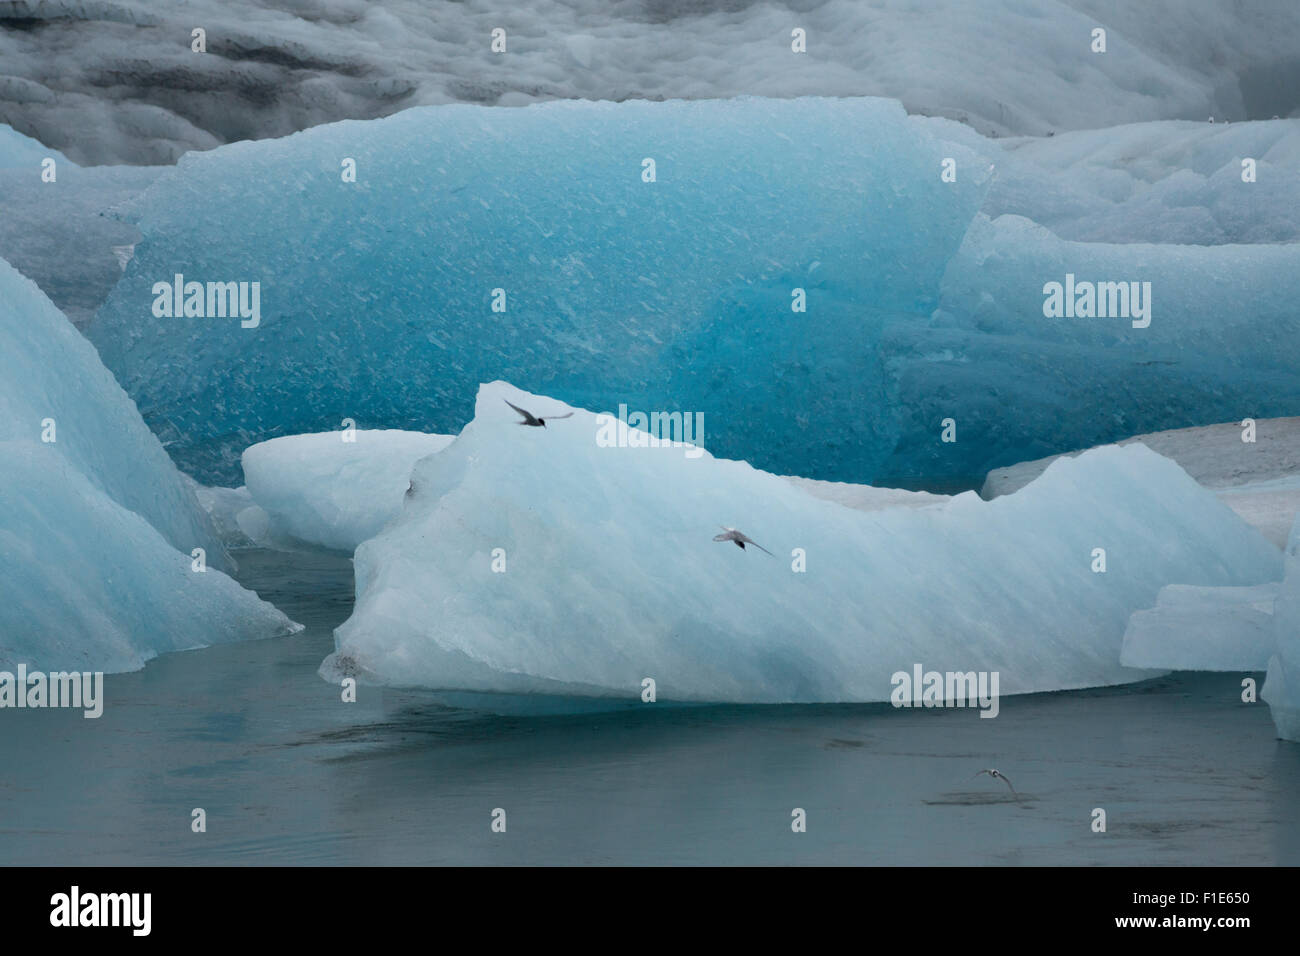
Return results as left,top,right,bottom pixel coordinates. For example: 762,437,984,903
323,383,1282,703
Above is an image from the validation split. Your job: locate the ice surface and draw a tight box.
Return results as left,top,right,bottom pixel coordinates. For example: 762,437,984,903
880,215,1300,484
919,116,1300,245
1120,583,1281,671
322,382,1281,703
0,255,300,670
190,481,272,551
242,430,455,552
981,418,1300,547
90,96,988,485
0,442,299,672
1264,523,1300,741
3,0,1299,164
0,256,228,568
87,94,1300,489
780,476,949,513
0,124,67,168
0,131,159,327
984,418,1300,496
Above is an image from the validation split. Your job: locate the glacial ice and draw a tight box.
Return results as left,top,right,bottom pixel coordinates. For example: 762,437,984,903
1118,514,1300,692
87,94,1300,489
0,256,227,568
0,128,160,327
1120,583,1281,671
322,383,1282,703
880,214,1300,484
1263,557,1300,742
921,116,1300,245
982,418,1300,547
0,124,67,168
0,254,301,671
1264,515,1300,741
90,96,989,486
3,0,1299,164
0,442,300,673
241,430,455,552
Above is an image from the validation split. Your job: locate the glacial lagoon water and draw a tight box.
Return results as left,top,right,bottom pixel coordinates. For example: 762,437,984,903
1,548,1297,866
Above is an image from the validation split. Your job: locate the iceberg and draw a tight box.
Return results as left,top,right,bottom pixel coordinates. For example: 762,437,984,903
0,127,159,327
922,116,1300,245
323,382,1282,704
1263,519,1300,741
89,96,988,486
982,418,1300,547
0,256,227,568
1263,570,1300,741
86,95,1300,490
241,429,455,552
0,255,298,672
878,214,1300,485
0,443,300,673
1120,583,1281,671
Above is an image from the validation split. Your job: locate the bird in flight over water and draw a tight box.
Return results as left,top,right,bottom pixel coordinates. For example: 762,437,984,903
505,399,574,427
713,526,774,555
973,769,1017,795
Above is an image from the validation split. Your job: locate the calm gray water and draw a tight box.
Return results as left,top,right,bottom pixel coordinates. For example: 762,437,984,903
2,547,1297,865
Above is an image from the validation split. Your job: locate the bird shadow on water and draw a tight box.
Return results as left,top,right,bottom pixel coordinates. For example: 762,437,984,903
924,791,1037,808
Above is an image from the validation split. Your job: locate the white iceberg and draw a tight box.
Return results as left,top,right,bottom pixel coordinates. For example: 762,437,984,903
1120,583,1281,671
241,430,455,552
982,417,1300,547
323,382,1282,704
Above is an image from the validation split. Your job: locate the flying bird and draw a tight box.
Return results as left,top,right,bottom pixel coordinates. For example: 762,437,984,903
973,769,1017,795
504,399,574,427
713,526,773,555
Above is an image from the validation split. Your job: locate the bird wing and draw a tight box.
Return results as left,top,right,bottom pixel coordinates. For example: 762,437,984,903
549,411,574,420
713,531,736,542
738,533,774,556
503,399,538,424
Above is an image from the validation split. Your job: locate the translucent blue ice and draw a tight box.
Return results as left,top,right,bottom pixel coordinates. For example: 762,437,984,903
0,256,300,671
89,97,989,485
88,97,1300,488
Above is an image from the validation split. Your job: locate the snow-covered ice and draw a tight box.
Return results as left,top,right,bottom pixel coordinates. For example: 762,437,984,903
322,382,1282,703
241,430,455,552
